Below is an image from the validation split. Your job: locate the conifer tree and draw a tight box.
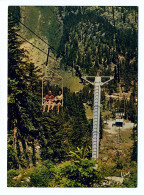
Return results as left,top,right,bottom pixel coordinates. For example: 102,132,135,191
8,7,42,168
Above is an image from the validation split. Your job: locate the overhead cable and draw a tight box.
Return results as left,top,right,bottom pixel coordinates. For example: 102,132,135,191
14,16,57,52
17,33,57,61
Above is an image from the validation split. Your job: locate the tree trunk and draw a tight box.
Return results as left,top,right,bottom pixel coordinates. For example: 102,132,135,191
25,140,32,168
18,139,24,154
32,139,36,166
13,119,17,153
13,119,21,168
112,6,117,55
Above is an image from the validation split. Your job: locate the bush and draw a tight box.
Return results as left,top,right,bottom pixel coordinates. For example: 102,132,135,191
51,159,105,187
60,159,104,187
7,169,19,187
29,165,54,187
7,161,55,187
49,148,105,187
7,144,18,170
123,171,137,187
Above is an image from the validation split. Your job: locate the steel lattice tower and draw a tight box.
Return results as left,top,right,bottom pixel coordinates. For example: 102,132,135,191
82,74,114,159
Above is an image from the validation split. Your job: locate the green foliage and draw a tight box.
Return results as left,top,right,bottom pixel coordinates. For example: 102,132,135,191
69,146,92,160
57,6,138,93
8,7,43,168
131,126,137,162
38,89,91,163
29,165,52,187
123,170,137,187
49,148,104,187
7,154,104,187
98,163,115,177
7,169,20,187
125,94,137,123
7,145,18,170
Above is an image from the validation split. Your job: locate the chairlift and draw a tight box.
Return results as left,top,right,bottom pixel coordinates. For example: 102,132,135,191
42,47,63,110
42,71,63,107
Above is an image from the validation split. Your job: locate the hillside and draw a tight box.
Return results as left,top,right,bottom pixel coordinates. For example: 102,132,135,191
18,6,138,95
8,6,138,187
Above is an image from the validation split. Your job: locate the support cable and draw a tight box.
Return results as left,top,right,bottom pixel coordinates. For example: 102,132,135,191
13,15,104,81
17,33,57,61
13,15,80,74
13,15,66,59
14,16,56,52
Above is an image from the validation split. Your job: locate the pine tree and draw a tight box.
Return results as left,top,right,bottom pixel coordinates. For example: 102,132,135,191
8,7,43,168
8,7,29,168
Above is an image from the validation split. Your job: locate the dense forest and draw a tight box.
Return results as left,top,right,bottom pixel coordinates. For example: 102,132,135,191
8,6,138,187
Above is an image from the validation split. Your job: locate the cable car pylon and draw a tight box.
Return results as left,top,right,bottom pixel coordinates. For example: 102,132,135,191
82,71,114,159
